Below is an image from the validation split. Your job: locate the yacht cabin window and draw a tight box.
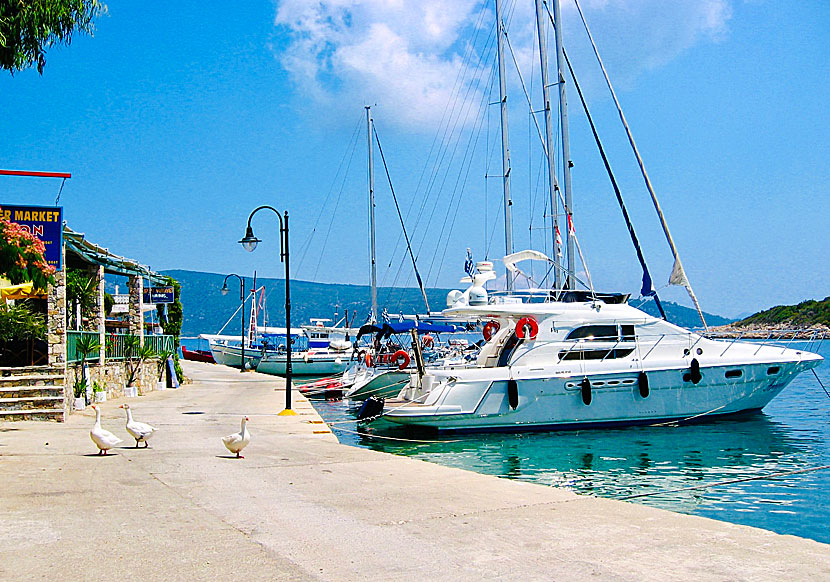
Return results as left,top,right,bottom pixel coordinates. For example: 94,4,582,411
565,325,636,342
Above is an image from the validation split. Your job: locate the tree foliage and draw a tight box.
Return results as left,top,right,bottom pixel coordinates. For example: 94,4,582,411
0,0,103,74
0,301,45,341
0,207,56,289
738,297,830,328
66,268,97,329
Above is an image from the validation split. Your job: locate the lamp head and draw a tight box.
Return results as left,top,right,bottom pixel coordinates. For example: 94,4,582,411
220,284,229,296
239,225,261,253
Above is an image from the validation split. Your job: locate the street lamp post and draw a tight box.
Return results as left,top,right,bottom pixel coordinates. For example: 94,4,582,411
220,273,246,372
239,206,295,416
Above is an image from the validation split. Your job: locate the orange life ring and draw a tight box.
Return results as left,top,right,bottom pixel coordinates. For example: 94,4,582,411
393,350,411,370
483,320,500,341
515,316,539,340
421,334,435,348
363,352,374,367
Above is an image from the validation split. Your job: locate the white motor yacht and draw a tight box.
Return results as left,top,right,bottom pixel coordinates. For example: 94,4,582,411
381,274,823,432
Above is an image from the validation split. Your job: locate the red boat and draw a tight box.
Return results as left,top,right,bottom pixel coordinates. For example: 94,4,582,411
181,345,216,364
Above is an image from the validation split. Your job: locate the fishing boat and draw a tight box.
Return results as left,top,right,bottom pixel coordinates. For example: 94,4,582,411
370,0,824,432
255,320,358,377
181,345,215,364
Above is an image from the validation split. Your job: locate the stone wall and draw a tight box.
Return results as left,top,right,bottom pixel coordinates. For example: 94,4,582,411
67,358,166,409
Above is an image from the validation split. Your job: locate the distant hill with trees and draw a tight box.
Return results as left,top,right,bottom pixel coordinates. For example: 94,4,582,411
734,297,830,329
162,269,733,337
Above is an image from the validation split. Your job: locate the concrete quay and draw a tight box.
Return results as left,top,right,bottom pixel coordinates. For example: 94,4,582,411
0,361,827,581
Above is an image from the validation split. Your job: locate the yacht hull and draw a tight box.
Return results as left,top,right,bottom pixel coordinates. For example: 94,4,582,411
209,343,262,370
257,352,350,377
383,357,821,432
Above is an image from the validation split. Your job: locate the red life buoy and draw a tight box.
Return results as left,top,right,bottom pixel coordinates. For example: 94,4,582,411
421,334,435,348
393,350,411,370
515,316,539,340
483,320,500,341
364,352,374,367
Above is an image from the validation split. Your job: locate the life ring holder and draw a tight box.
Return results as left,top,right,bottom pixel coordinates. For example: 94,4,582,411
393,350,411,370
515,316,539,340
482,320,500,342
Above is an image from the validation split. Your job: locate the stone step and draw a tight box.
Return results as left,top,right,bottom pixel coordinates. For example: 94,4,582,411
0,396,65,411
0,374,65,383
0,386,65,398
0,408,65,422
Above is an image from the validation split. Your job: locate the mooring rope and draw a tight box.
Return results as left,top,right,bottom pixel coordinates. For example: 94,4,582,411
330,424,461,444
813,369,830,400
618,464,830,500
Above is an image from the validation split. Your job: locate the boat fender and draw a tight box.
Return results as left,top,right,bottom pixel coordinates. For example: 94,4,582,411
515,316,539,340
363,352,374,367
393,350,411,370
483,320,501,342
356,396,385,421
690,358,702,384
507,379,518,410
581,377,592,405
638,371,649,398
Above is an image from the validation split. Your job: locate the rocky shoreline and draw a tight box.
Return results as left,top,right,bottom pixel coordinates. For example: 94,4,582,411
707,323,829,340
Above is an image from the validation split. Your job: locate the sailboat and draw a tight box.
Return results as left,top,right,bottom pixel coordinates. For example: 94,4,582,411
376,0,823,432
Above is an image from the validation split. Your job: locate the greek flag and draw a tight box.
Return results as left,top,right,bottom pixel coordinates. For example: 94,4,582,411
464,248,475,276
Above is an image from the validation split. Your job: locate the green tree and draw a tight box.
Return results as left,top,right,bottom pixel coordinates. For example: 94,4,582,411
0,0,103,74
66,269,97,329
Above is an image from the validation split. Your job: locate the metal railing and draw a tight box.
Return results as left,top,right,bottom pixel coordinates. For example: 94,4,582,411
66,331,101,363
67,331,175,363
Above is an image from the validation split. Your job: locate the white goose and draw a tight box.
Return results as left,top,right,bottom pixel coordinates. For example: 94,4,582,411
221,416,250,458
90,404,122,455
120,403,157,448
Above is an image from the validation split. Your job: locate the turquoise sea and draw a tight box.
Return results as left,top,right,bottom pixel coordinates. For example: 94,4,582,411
310,340,830,544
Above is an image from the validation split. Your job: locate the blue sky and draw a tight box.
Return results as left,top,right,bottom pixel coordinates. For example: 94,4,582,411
0,0,827,318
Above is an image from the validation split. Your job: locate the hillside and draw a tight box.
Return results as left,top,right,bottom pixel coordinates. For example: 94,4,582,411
161,269,733,336
734,296,830,329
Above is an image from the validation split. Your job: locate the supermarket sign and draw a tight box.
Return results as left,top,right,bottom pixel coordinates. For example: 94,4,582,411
0,204,63,271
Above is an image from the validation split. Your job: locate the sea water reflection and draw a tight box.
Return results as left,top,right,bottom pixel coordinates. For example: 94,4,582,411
312,341,829,543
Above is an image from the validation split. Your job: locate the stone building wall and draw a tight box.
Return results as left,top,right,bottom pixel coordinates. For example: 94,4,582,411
68,358,166,409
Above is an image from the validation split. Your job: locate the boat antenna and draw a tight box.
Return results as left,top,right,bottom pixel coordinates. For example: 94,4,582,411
572,0,707,329
366,106,378,323
495,0,514,291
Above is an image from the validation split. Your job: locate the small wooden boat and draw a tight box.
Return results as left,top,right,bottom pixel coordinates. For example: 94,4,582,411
181,345,216,364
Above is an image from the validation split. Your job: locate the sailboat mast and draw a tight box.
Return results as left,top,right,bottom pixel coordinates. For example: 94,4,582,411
551,0,575,289
495,0,514,291
534,0,561,289
366,105,378,323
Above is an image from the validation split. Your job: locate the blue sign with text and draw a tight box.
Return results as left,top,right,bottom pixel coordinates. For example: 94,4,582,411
0,204,63,271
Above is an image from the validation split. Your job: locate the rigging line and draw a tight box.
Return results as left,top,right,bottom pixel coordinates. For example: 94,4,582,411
812,369,830,400
431,92,494,288
387,8,496,271
503,31,549,162
617,465,830,501
311,115,363,282
424,83,494,288
296,112,363,275
571,0,707,329
387,57,497,296
563,47,667,320
381,32,497,295
372,123,431,314
486,192,505,259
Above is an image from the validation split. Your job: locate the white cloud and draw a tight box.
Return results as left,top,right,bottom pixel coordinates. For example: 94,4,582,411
273,0,734,130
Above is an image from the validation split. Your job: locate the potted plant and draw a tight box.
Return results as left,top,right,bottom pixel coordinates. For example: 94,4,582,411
92,380,106,402
72,376,87,410
73,333,100,403
123,334,156,397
